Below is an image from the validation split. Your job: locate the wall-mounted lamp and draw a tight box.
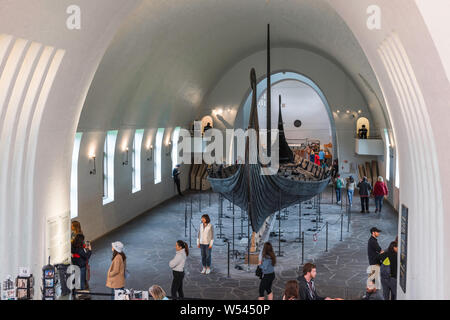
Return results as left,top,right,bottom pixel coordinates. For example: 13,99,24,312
89,155,96,175
122,147,129,166
147,145,153,161
346,110,350,114
358,110,362,114
336,109,340,114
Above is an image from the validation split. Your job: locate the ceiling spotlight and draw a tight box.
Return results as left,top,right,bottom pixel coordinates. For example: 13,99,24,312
346,110,350,114
336,110,340,113
358,110,362,114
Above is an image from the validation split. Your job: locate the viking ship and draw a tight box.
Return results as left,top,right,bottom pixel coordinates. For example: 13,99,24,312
207,25,331,232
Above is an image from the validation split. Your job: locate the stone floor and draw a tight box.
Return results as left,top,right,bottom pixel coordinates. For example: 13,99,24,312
87,186,398,300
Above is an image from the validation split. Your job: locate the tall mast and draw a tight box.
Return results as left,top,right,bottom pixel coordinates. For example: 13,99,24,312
267,24,271,158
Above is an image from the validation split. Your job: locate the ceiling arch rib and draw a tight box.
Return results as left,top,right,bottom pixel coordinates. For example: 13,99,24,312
78,0,387,134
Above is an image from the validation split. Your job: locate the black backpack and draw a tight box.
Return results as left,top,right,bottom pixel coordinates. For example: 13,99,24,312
255,266,263,279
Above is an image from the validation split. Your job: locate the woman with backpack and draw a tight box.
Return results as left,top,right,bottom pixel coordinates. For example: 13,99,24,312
335,174,344,204
379,241,398,300
169,240,189,299
258,242,276,300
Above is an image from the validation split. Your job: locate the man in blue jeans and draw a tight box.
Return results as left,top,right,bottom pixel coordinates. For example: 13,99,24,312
197,214,214,274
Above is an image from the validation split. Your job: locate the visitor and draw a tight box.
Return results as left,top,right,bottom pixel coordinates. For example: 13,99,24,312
379,241,398,300
331,159,339,179
71,233,91,291
172,164,183,196
335,174,344,204
197,214,214,274
367,227,384,290
298,263,342,300
282,280,299,300
310,151,315,163
204,122,212,133
314,152,321,166
258,242,276,300
357,176,372,213
106,241,126,300
71,220,83,244
319,149,325,166
358,125,368,139
169,240,188,300
346,175,356,207
149,285,169,300
362,278,383,300
373,176,389,213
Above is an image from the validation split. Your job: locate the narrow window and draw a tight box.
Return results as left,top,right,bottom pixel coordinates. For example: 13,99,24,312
171,127,181,170
70,132,83,219
103,130,118,204
154,128,165,184
395,149,400,188
132,129,144,193
384,128,390,181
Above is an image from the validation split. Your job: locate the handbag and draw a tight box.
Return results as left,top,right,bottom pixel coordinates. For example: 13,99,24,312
255,266,263,279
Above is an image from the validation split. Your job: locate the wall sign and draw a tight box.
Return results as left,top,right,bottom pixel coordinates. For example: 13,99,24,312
400,204,408,293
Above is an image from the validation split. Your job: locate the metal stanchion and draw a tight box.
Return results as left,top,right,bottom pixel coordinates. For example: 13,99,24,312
189,206,192,248
325,222,329,252
345,190,348,212
217,194,225,239
301,231,305,265
227,241,231,278
232,192,235,256
347,206,351,232
238,208,245,238
184,199,187,237
340,210,343,241
277,190,283,257
247,203,250,272
295,201,302,243
190,194,193,219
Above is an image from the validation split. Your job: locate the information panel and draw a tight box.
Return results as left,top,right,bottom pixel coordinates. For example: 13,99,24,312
400,205,408,293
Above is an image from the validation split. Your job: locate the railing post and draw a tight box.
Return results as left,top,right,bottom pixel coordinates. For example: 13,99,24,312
184,199,187,237
189,207,192,248
232,192,235,255
227,241,231,278
340,210,343,241
301,231,305,265
325,222,329,252
347,206,351,232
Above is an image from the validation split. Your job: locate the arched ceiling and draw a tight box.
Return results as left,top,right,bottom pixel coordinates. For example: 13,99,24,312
77,0,387,132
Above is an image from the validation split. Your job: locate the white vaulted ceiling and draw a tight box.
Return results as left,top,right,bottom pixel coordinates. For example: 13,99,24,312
77,0,387,132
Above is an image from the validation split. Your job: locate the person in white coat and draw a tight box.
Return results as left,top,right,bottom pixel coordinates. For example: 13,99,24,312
169,240,188,299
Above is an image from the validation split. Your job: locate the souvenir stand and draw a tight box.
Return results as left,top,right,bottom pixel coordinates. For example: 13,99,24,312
42,257,56,300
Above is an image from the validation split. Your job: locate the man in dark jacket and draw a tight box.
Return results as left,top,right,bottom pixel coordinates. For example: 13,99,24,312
298,263,341,300
368,227,384,290
172,164,183,196
357,176,372,213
